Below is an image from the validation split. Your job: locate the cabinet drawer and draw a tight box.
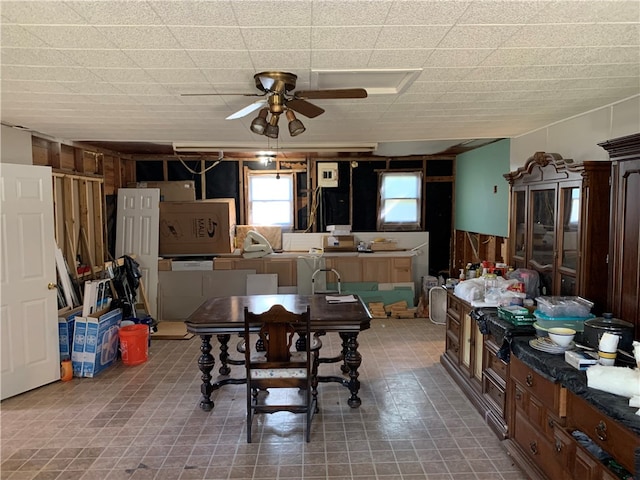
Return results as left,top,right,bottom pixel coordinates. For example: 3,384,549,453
567,393,638,474
484,345,508,382
511,356,565,416
483,373,505,416
513,411,565,480
552,425,575,471
445,333,460,363
446,315,460,340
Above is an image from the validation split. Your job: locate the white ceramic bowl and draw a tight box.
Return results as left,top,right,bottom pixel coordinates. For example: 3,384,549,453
547,327,576,347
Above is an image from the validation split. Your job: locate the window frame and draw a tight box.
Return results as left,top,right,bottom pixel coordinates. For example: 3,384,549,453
376,170,423,231
246,171,296,230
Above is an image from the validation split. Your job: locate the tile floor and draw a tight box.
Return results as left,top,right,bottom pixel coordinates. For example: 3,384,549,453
1,317,528,480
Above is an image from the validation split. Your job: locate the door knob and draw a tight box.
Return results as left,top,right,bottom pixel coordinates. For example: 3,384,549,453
48,283,58,290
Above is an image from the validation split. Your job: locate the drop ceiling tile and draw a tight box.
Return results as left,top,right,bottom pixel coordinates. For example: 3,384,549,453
425,49,493,67
21,25,117,49
540,46,640,65
188,50,253,69
385,1,469,25
232,1,312,26
66,1,164,25
504,24,640,48
151,0,235,26
367,49,432,68
1,79,74,94
1,1,87,24
249,50,311,70
311,26,381,50
2,64,101,82
480,48,552,67
311,50,373,69
1,47,81,67
98,25,184,49
415,67,474,82
311,0,391,26
0,25,52,48
169,26,245,49
375,26,450,49
63,82,128,95
199,69,258,85
61,49,139,68
125,50,197,69
88,67,158,83
143,68,209,84
531,0,640,23
438,25,524,49
456,0,544,24
241,27,312,50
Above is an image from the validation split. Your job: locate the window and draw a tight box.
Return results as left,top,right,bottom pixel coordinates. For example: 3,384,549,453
377,171,422,230
247,173,294,228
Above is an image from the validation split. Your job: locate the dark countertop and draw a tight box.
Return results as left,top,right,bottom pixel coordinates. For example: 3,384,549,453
478,309,640,436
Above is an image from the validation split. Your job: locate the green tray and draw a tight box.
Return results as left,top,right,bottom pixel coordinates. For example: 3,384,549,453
498,306,535,326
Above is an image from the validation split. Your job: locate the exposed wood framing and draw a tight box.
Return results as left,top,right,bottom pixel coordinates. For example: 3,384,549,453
52,171,105,277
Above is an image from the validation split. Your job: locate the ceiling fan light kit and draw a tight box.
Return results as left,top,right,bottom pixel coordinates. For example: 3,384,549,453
250,108,269,135
183,71,367,140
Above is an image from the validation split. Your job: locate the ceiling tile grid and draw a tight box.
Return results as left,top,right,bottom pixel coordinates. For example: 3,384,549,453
1,0,638,151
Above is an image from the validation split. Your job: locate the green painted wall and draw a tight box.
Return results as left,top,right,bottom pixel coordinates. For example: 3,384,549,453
455,139,510,237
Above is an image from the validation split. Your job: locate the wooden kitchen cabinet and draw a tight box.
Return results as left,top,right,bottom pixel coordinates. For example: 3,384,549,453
324,254,415,284
599,133,640,340
506,355,567,480
441,292,510,438
504,152,611,313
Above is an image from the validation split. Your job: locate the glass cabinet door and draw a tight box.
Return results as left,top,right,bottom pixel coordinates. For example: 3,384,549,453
559,187,580,270
530,189,556,267
513,190,526,260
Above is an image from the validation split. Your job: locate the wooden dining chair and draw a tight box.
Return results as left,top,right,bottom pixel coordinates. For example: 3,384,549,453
244,304,318,443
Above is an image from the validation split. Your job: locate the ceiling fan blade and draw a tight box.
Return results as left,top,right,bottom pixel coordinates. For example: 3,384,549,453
226,99,267,120
181,92,264,97
286,99,325,119
294,88,368,100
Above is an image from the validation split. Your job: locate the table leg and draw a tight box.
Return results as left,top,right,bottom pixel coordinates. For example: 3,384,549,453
197,335,215,412
340,332,362,408
217,334,231,375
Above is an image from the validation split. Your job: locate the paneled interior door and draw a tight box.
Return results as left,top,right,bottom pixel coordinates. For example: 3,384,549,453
115,188,160,319
1,163,60,400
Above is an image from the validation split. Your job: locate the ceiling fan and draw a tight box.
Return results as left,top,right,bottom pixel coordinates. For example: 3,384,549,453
181,71,368,138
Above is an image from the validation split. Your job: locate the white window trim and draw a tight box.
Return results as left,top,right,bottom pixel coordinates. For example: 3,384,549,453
377,171,422,231
247,172,295,229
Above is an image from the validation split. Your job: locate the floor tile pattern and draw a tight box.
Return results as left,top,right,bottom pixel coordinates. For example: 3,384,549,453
1,317,528,479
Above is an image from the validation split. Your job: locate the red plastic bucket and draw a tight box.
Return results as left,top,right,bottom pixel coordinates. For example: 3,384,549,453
119,324,149,366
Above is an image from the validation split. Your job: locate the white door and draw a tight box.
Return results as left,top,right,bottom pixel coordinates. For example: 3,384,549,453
115,188,160,319
1,163,60,400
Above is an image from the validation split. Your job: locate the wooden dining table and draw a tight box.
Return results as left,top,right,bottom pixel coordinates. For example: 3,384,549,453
185,294,372,411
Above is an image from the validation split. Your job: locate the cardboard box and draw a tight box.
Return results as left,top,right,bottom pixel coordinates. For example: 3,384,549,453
58,306,83,360
564,349,598,370
171,260,213,271
158,258,172,271
159,199,236,255
129,181,196,202
323,235,355,251
236,225,282,250
72,308,122,378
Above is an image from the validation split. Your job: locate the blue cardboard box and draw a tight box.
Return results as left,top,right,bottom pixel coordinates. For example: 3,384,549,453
58,306,83,361
82,308,122,378
72,308,122,378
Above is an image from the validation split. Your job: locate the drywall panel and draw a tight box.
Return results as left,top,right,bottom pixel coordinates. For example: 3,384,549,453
511,129,548,170
246,274,278,295
611,96,640,139
0,125,32,165
455,139,510,238
547,108,611,162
